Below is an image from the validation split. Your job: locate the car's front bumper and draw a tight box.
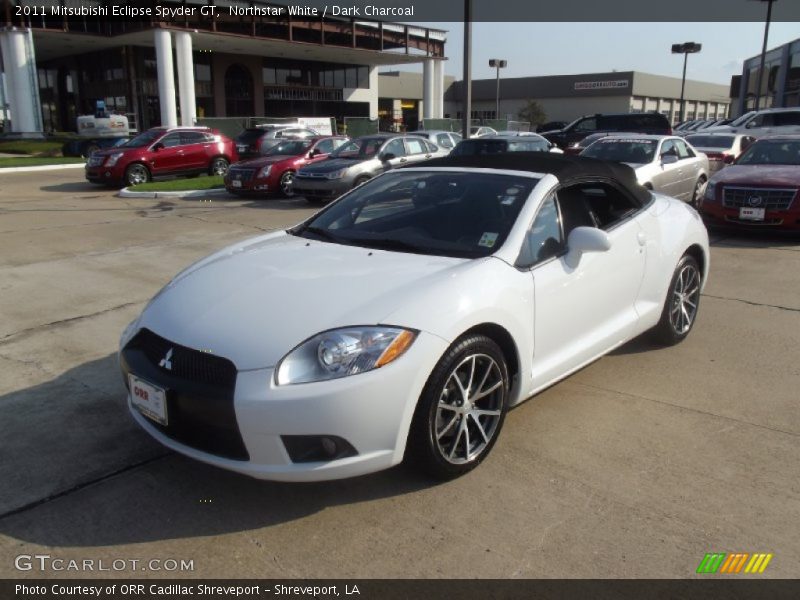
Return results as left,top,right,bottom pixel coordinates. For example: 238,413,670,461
700,201,800,231
122,330,448,481
291,177,352,201
86,165,123,183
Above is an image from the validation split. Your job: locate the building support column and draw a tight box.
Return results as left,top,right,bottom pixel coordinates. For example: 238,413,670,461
174,31,196,126
154,29,177,128
0,28,43,135
433,59,444,118
422,58,434,121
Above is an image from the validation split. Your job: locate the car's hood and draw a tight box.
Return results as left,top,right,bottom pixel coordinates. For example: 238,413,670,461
300,157,368,173
137,233,468,370
712,164,800,186
233,155,298,169
92,146,137,157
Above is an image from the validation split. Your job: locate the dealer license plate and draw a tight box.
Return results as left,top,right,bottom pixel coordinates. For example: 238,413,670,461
232,180,242,188
237,145,247,152
739,207,765,221
129,375,168,425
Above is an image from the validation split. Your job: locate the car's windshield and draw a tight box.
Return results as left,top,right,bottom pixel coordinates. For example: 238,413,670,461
122,130,162,148
291,171,538,259
736,140,800,165
332,137,385,159
730,111,756,127
685,135,735,149
581,139,657,163
235,129,266,143
263,140,313,156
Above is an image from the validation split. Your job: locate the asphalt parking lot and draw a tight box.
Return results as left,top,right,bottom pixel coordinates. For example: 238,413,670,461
1,169,798,579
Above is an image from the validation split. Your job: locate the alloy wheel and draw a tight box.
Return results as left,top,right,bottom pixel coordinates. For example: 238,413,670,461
280,171,295,197
126,164,149,186
669,262,700,335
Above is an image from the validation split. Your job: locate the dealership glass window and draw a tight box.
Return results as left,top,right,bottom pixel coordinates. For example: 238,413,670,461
784,50,800,106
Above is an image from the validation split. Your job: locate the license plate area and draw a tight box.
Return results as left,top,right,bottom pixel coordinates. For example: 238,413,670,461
232,180,242,188
129,374,168,425
739,207,765,221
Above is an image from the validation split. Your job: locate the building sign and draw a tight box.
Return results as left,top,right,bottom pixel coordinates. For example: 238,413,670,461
297,117,333,135
574,80,630,91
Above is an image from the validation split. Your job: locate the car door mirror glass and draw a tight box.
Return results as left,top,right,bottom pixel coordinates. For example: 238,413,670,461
152,142,164,151
381,152,396,161
565,226,611,268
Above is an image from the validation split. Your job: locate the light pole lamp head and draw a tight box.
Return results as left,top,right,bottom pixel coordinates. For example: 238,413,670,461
489,59,508,68
672,42,702,54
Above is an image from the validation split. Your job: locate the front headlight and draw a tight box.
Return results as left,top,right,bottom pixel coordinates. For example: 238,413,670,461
276,326,417,385
326,168,347,180
704,181,716,199
257,165,272,178
105,152,124,167
119,317,139,350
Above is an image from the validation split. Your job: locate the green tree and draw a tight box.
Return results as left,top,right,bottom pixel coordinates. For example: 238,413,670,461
517,99,547,129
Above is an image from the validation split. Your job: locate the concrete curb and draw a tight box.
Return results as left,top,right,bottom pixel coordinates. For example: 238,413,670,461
0,162,86,174
117,187,233,199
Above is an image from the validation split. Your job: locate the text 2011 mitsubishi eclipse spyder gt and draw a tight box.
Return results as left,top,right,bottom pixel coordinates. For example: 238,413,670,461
119,154,709,481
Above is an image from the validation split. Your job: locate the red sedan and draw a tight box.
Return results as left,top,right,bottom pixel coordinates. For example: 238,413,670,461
86,127,237,187
700,136,800,231
225,136,349,197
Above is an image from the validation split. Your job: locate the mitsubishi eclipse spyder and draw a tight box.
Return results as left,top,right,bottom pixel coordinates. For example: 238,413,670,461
119,154,709,481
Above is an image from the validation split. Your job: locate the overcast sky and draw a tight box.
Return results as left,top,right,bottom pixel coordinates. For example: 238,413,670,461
389,22,799,85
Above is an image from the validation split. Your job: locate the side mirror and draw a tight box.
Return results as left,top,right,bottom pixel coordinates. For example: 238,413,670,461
380,152,396,161
308,148,319,158
660,154,679,165
745,120,758,129
152,142,164,152
565,226,611,268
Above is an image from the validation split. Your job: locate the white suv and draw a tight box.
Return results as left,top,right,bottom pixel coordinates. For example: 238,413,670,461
708,107,800,138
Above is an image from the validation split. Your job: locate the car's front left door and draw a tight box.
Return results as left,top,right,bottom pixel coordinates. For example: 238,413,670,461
527,182,647,388
379,138,408,171
148,132,184,176
404,137,435,164
651,139,682,199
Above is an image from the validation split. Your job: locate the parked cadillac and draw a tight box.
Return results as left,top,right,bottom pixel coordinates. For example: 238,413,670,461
580,135,708,206
700,135,800,231
225,136,348,197
684,133,756,174
292,134,447,203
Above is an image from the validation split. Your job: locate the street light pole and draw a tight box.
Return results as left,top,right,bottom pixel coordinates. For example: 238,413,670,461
752,0,777,111
489,59,507,121
671,42,702,124
461,0,472,138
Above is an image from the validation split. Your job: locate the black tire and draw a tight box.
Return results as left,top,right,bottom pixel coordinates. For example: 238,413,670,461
279,170,296,197
209,157,230,177
124,163,150,187
406,334,509,479
690,176,707,208
651,254,702,346
353,175,371,189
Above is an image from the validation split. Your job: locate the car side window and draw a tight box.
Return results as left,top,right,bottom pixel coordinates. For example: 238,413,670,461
383,138,407,157
674,139,693,159
159,133,182,148
574,118,597,133
180,131,207,145
660,139,677,157
526,195,564,265
558,182,639,233
332,138,348,150
774,111,800,126
315,139,334,154
436,133,453,148
406,138,427,155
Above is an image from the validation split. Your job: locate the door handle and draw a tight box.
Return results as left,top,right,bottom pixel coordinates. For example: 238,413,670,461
399,158,407,163
637,232,647,246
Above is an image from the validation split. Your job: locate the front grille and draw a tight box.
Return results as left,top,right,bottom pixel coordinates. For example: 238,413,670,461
87,156,104,167
724,216,783,226
121,329,247,460
722,187,797,210
228,168,255,183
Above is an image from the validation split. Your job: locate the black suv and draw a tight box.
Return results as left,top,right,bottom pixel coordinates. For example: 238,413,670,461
542,112,672,150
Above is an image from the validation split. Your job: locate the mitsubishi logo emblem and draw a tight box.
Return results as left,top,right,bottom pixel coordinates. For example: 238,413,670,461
159,348,173,370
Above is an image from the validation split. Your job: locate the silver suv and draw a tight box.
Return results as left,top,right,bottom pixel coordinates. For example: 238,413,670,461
707,107,800,138
292,134,448,203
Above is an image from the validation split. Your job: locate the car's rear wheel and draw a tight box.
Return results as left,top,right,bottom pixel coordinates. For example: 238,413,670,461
406,334,509,479
124,163,150,187
209,157,230,177
279,170,295,197
652,254,702,345
690,176,707,208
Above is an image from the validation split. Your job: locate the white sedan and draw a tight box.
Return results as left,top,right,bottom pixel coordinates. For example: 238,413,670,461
119,154,709,481
580,135,709,206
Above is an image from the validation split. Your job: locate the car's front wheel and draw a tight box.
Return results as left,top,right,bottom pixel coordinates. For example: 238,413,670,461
690,176,707,208
652,254,702,345
209,157,230,177
124,163,150,187
407,334,509,479
279,170,295,197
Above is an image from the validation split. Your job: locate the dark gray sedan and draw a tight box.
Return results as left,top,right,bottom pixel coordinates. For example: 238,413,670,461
292,134,448,203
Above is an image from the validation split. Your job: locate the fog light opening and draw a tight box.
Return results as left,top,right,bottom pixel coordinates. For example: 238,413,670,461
281,435,358,463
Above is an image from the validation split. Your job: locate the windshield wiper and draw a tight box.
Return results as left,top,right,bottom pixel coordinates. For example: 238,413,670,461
349,237,429,253
299,226,345,243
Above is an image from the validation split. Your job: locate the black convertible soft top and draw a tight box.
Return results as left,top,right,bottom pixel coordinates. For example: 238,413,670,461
412,152,651,206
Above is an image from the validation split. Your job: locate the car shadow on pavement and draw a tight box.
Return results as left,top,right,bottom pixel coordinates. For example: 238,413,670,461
0,354,438,548
38,182,111,194
198,194,325,212
708,230,800,248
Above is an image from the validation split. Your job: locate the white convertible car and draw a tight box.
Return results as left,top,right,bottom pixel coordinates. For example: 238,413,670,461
119,154,709,481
